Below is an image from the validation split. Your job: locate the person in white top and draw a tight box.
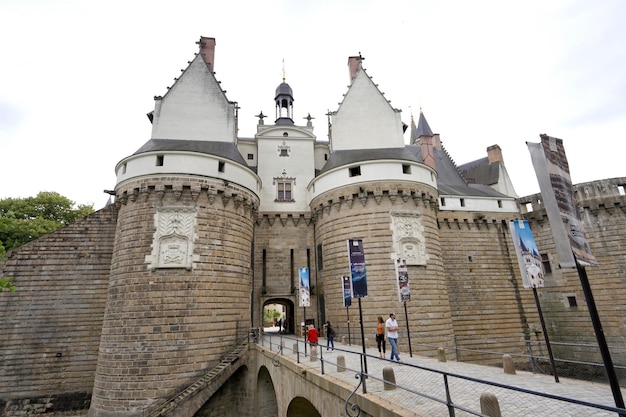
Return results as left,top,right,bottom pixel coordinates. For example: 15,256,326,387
385,313,400,361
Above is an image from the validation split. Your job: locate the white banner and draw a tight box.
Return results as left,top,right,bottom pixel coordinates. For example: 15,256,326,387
395,258,410,302
527,135,598,267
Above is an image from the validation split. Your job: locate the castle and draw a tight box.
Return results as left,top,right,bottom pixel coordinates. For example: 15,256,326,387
1,37,624,417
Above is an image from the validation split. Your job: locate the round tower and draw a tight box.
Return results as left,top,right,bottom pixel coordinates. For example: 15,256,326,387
309,59,454,355
88,38,260,417
310,159,453,355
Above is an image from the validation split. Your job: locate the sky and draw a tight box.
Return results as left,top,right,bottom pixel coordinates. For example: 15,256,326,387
1,0,625,209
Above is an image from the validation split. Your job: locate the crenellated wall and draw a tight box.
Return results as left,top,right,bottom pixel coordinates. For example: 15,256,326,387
252,213,316,333
2,177,626,416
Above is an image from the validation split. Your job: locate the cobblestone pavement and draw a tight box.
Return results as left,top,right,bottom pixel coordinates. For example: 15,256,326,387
260,334,626,417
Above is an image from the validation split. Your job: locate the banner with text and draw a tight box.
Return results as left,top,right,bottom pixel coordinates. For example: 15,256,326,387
395,258,411,302
508,219,545,288
347,239,368,298
342,275,352,307
527,135,598,267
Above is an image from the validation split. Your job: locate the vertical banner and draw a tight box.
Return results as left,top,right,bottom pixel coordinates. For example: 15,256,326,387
395,258,411,302
347,239,368,298
342,275,352,307
298,267,310,307
508,220,545,288
527,135,598,267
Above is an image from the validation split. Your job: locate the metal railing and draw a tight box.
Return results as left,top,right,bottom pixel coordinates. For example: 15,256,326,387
259,331,626,417
334,328,626,384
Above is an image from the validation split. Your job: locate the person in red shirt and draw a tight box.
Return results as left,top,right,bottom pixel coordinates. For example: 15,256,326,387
307,324,319,348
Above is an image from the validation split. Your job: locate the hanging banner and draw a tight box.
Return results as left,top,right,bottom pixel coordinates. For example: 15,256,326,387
508,220,545,288
347,239,368,298
527,135,598,267
394,258,410,301
342,275,352,307
298,267,310,307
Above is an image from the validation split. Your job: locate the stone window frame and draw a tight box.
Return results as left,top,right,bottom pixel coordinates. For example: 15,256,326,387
273,170,296,202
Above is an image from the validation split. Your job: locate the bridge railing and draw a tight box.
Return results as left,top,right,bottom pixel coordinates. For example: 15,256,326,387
259,332,626,417
334,328,626,384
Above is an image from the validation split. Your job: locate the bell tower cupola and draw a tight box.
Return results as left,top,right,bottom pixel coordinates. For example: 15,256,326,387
275,63,294,125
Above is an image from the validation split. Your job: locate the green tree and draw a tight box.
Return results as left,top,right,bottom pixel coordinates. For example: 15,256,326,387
0,192,94,252
0,231,16,292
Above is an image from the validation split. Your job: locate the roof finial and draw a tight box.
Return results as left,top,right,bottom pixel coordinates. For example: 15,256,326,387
282,58,286,82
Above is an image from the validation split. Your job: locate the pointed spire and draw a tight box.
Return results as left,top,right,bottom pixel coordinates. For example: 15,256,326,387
411,107,433,143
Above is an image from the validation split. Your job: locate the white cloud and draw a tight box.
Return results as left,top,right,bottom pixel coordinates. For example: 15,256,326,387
1,0,624,207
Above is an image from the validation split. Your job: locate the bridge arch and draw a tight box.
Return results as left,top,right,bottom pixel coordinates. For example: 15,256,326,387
286,397,321,417
193,365,251,417
256,366,278,417
262,298,295,335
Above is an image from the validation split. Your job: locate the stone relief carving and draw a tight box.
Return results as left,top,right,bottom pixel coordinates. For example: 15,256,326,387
147,207,196,270
390,212,427,265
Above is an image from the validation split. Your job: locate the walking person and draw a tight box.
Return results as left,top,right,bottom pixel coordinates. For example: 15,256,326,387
376,316,386,358
325,321,336,351
307,324,319,353
385,313,401,361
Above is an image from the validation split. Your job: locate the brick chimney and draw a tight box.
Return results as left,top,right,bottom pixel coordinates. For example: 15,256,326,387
420,134,442,172
198,36,216,69
487,145,504,165
348,54,364,82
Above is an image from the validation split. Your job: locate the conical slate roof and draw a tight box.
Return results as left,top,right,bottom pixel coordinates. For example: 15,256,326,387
411,110,434,143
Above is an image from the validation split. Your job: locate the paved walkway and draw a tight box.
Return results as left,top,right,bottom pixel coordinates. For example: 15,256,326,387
260,333,626,417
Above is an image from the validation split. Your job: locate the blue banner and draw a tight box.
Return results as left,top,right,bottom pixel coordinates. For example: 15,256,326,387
299,267,310,307
508,220,545,288
347,239,368,298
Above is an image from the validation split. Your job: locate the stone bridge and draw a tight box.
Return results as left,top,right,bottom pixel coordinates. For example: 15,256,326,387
150,341,406,417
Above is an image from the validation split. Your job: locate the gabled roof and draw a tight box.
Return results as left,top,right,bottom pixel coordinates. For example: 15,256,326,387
458,157,501,186
149,50,237,142
329,67,405,151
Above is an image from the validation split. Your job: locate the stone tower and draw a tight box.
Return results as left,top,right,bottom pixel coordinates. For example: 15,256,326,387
310,56,454,345
88,37,260,417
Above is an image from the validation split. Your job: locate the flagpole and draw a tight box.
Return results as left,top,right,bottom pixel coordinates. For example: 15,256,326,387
346,306,351,346
575,260,625,413
358,298,368,374
403,301,412,357
532,286,558,382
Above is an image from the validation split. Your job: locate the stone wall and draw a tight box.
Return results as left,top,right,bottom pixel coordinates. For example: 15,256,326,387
0,205,119,416
521,177,626,366
438,212,540,364
252,213,316,331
